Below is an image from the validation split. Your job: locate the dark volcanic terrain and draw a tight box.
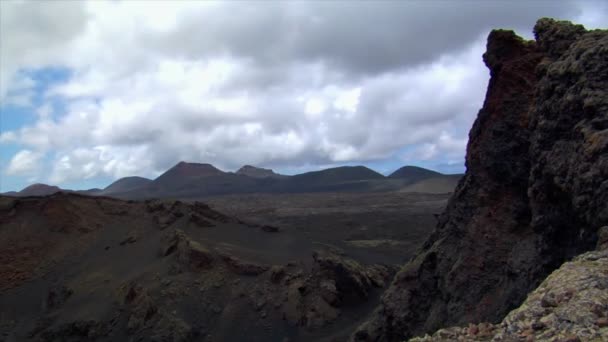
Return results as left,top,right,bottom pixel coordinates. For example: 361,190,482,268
205,191,449,266
0,190,445,342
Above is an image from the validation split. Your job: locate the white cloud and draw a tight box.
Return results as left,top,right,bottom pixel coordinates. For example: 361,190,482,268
6,150,43,175
0,0,606,185
0,0,87,103
0,131,17,143
405,131,469,162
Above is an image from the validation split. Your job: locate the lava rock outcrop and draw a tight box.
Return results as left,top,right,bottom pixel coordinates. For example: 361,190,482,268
353,18,608,341
410,247,608,341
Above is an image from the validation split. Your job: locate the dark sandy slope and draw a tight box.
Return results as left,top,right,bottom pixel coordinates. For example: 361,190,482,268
0,192,442,342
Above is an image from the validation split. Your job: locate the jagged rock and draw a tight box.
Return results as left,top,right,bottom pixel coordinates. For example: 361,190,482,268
123,283,193,341
409,250,608,342
283,280,306,325
319,279,339,305
161,229,214,270
220,254,269,276
124,284,158,331
119,230,138,245
148,199,228,230
192,201,230,223
353,19,608,341
303,296,340,329
313,251,390,304
278,252,394,331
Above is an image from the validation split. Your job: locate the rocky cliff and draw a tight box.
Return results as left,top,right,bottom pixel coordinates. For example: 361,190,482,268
352,18,608,341
410,231,608,341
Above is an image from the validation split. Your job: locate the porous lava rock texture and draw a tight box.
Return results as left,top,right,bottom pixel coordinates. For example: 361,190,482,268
352,18,608,341
409,249,608,342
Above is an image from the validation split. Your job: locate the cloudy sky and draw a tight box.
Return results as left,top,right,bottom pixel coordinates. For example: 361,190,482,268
0,0,606,191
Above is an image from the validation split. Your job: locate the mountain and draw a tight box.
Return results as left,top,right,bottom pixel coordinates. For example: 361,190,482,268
123,161,267,198
235,165,283,178
352,19,608,341
17,183,62,197
388,166,442,184
102,176,152,195
5,163,461,200
154,162,225,186
146,161,228,194
290,166,384,184
115,164,392,198
280,166,386,192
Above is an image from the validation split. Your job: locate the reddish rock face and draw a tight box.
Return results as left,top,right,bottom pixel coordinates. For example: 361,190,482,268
352,18,608,341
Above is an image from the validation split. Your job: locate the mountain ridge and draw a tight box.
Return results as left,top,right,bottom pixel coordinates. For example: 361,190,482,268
3,164,458,198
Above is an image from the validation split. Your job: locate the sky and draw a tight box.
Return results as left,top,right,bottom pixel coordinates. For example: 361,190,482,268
0,1,606,192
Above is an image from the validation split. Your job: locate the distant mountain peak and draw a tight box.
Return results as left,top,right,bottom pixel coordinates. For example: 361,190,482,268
19,183,62,196
151,161,226,189
174,161,217,168
388,165,442,180
236,165,282,178
102,176,152,195
168,161,223,174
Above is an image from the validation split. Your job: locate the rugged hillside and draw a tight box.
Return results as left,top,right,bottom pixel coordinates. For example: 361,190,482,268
352,18,608,341
0,193,397,341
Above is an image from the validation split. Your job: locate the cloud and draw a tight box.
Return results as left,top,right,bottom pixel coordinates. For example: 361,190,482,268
6,150,43,175
404,132,469,162
0,132,17,143
1,0,606,186
0,0,87,103
7,39,487,180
